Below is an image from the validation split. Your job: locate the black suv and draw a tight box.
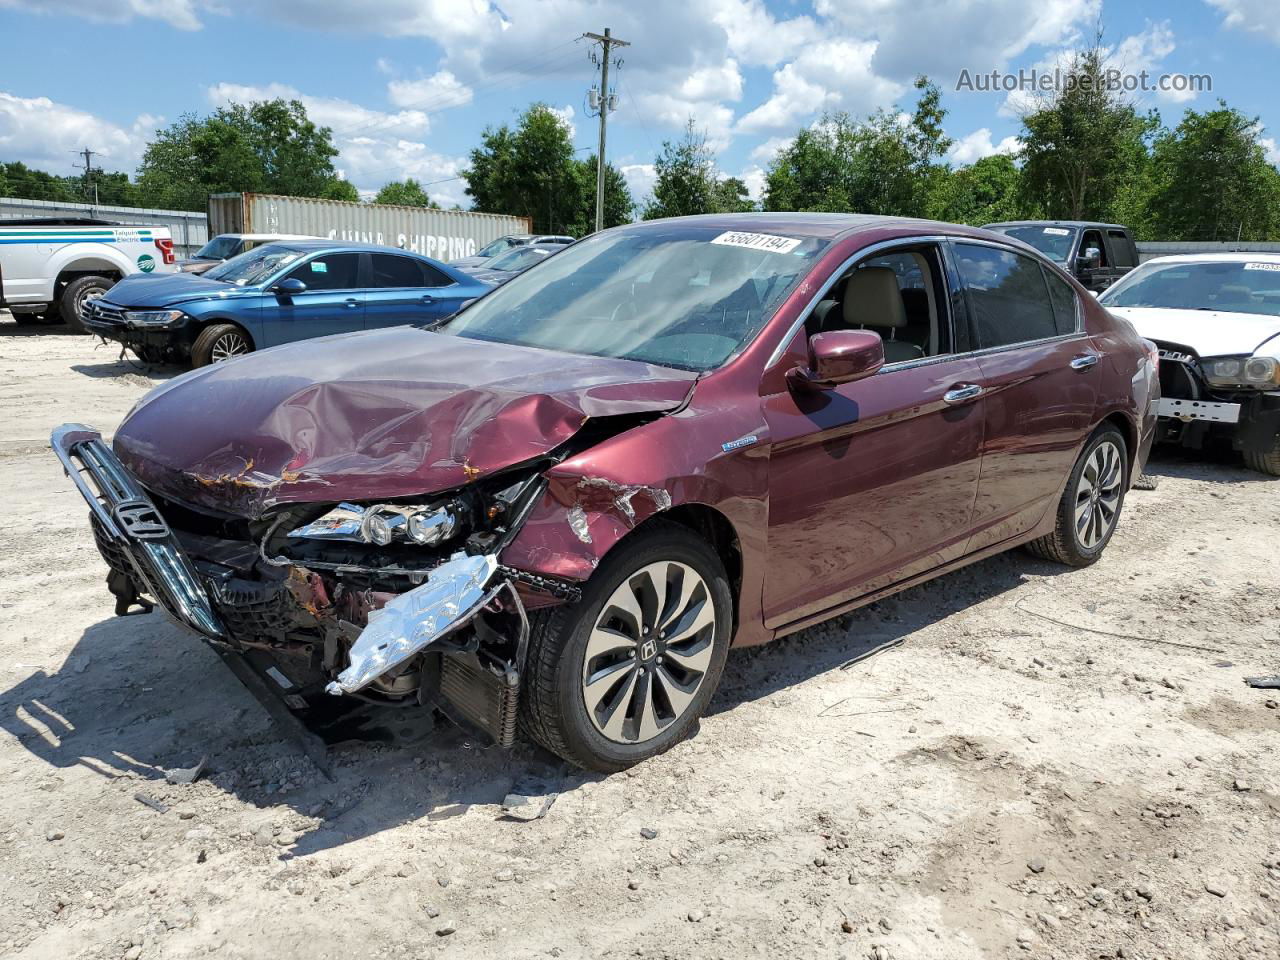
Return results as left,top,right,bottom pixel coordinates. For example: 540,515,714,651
983,221,1138,293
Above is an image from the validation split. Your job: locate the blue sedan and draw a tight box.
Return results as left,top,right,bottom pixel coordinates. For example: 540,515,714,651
81,240,494,366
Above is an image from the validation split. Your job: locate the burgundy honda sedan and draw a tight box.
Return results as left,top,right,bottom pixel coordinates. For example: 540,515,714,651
54,214,1157,771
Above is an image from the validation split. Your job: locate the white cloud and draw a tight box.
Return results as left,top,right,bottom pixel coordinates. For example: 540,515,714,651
1207,0,1280,45
0,91,151,171
705,0,820,67
1262,137,1280,166
207,82,430,137
548,105,577,141
739,165,767,202
947,128,1021,165
0,0,207,30
337,138,470,207
679,60,744,103
737,40,903,135
815,0,1099,80
620,162,657,204
387,70,473,111
748,135,793,165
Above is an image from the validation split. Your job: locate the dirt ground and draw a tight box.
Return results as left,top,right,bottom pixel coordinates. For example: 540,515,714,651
2,315,1278,960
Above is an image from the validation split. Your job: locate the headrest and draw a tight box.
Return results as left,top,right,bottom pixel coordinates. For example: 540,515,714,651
844,267,907,329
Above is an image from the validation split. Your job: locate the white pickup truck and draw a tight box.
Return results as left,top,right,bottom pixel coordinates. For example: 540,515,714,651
0,217,178,331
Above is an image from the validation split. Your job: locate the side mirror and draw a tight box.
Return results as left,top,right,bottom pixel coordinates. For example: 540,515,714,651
1077,246,1102,269
787,330,885,391
271,277,307,296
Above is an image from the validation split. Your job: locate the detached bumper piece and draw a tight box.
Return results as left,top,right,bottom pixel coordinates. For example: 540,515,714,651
52,423,224,639
1155,397,1241,424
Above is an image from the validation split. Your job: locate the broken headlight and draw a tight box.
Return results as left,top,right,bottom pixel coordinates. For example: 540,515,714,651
1203,355,1280,388
289,501,462,547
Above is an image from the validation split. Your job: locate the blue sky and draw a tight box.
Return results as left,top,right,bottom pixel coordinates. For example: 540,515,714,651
1,0,1277,209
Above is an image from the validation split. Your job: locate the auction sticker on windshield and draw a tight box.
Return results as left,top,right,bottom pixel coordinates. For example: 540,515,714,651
711,231,802,254
1044,227,1072,236
1243,262,1280,272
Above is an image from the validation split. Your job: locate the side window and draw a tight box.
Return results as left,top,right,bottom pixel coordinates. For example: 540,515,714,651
954,243,1058,348
290,253,359,291
1042,267,1080,335
420,263,451,287
1107,230,1136,268
1080,230,1108,266
371,254,425,288
807,245,951,360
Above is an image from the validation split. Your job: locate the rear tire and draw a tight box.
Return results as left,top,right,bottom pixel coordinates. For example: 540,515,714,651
1027,424,1128,567
1243,435,1280,476
60,275,113,332
519,521,732,772
190,323,253,367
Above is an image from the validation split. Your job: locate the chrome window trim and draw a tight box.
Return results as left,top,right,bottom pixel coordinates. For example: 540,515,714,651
764,234,950,370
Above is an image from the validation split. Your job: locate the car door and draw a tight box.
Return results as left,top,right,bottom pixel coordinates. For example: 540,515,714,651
1105,228,1137,285
364,253,458,330
761,241,987,628
258,252,364,347
951,240,1100,552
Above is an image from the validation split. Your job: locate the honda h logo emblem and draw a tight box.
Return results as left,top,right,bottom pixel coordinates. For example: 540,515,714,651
639,639,657,661
113,500,169,539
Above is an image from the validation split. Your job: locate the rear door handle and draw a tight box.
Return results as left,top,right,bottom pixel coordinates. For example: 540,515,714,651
943,384,984,404
344,298,359,309
420,294,436,304
1070,354,1099,371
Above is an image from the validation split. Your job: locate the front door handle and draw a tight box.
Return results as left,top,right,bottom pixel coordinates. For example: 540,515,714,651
943,384,984,405
421,295,436,304
1070,354,1099,371
344,298,359,309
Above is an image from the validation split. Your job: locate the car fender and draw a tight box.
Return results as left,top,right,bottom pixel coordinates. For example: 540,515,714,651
500,395,774,647
49,243,137,284
185,298,264,346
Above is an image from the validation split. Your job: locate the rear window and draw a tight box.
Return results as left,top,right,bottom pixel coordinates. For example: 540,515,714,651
985,225,1076,262
955,242,1059,347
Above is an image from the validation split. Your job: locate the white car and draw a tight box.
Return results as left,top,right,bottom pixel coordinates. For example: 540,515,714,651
177,233,318,274
1099,253,1280,475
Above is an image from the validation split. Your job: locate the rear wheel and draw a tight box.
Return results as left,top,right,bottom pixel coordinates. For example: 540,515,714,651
190,323,253,367
520,522,732,772
1027,424,1128,567
1243,434,1280,476
60,275,113,332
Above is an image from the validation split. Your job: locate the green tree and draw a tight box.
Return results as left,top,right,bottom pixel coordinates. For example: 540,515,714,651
136,99,349,211
763,76,952,216
571,155,634,233
929,154,1025,225
1,161,78,202
643,120,718,219
373,178,438,207
1017,48,1158,221
463,103,581,234
711,176,756,213
1143,103,1280,241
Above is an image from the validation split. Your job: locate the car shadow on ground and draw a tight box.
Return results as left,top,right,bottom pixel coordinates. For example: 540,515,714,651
0,320,81,337
1142,446,1278,485
0,546,1063,859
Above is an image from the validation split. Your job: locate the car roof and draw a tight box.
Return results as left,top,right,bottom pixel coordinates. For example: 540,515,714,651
984,220,1129,230
218,233,319,241
617,211,1007,243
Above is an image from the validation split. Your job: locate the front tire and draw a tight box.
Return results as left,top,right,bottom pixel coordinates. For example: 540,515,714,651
1027,424,1128,567
1243,435,1280,477
60,275,113,332
190,323,253,367
520,521,732,772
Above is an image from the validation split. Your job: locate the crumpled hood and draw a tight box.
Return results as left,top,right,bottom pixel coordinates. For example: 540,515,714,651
112,326,697,518
1106,306,1280,357
104,271,248,307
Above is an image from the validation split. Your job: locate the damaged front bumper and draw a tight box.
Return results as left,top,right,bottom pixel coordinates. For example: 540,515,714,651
53,423,531,745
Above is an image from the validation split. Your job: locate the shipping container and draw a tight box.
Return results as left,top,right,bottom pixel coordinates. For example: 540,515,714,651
208,193,532,263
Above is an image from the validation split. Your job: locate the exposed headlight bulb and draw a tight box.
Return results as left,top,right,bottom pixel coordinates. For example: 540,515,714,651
407,505,458,546
360,509,400,546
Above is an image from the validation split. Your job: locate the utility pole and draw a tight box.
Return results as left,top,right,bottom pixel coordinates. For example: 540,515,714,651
77,146,98,213
584,27,629,233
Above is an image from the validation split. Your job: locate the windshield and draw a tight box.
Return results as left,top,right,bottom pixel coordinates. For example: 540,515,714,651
986,225,1077,262
488,247,552,271
477,237,521,258
1101,260,1280,317
204,243,308,286
194,235,243,260
441,223,830,371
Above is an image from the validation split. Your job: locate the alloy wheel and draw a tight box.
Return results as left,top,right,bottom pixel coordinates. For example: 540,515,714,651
1074,438,1123,549
210,331,250,362
581,560,716,744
